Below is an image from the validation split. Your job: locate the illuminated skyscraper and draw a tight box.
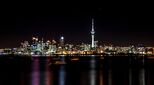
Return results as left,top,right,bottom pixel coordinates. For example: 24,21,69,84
91,18,95,48
59,36,64,46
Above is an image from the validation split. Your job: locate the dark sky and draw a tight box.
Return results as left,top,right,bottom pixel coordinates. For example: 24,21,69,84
1,4,154,48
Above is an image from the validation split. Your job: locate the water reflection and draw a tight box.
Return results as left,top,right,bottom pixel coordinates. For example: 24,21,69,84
129,68,132,85
45,58,52,85
1,56,154,85
31,57,40,85
59,65,66,85
139,68,145,85
108,69,112,85
139,57,145,85
99,70,103,85
26,56,150,85
90,56,96,85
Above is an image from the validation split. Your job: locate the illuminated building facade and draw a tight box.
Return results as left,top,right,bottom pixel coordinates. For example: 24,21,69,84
59,36,64,47
0,19,154,56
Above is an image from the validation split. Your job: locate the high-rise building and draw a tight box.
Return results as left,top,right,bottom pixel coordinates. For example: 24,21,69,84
91,18,95,48
59,36,64,46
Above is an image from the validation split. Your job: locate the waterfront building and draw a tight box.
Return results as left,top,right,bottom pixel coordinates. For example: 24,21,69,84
1,19,154,56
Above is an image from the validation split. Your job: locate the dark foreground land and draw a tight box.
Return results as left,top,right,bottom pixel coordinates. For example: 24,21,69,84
0,55,154,85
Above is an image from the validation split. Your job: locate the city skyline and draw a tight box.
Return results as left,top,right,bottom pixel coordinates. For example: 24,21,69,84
0,18,153,56
1,7,154,48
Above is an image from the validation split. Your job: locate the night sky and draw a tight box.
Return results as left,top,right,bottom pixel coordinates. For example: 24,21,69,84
1,5,154,48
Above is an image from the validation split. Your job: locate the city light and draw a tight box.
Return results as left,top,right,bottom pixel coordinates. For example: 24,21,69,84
0,36,153,56
0,19,154,56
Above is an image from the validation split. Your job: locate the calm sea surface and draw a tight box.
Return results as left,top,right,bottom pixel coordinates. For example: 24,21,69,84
0,55,154,85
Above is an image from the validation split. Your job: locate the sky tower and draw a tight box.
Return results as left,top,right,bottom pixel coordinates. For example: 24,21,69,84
91,18,95,48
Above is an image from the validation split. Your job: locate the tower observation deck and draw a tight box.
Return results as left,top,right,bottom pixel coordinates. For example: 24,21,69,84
91,18,95,48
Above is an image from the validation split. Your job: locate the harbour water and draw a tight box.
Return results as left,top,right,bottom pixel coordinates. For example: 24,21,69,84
0,55,154,85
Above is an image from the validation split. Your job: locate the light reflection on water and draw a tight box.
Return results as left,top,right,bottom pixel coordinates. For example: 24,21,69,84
0,56,154,85
99,69,103,85
31,57,40,85
90,56,96,85
59,65,66,85
45,58,52,85
108,69,112,85
28,56,152,85
139,68,145,85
